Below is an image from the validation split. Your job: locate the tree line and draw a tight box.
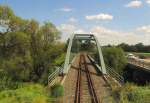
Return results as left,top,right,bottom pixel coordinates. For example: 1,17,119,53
105,43,150,53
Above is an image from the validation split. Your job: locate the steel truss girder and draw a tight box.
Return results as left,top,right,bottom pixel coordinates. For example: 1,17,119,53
63,34,107,74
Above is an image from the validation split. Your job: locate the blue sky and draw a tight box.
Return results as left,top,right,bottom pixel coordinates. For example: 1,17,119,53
0,0,150,45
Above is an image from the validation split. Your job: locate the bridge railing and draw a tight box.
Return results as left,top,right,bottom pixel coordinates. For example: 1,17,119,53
128,58,150,70
106,66,124,85
87,55,124,85
48,63,64,85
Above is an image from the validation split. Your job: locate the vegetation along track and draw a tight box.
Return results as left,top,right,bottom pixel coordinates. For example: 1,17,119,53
74,53,100,103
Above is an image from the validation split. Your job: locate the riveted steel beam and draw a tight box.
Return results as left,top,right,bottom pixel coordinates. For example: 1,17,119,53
63,34,107,74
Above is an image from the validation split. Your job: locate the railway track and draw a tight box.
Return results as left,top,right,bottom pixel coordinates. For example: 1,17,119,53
74,54,82,103
74,54,100,103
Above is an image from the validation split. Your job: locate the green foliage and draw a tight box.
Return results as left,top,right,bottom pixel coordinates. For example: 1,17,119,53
51,84,64,97
2,56,33,81
0,5,65,86
1,31,30,57
118,43,150,53
54,53,65,66
0,31,33,82
0,76,21,91
112,83,150,103
0,5,14,20
39,22,60,43
102,47,127,74
0,5,65,103
0,5,29,33
0,83,50,103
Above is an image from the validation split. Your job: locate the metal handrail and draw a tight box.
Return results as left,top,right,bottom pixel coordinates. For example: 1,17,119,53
106,66,124,85
48,63,64,84
87,55,124,85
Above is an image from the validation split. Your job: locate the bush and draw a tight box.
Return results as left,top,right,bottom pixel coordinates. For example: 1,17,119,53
51,84,64,97
112,83,150,103
102,47,127,74
0,75,21,92
0,83,49,103
54,53,65,66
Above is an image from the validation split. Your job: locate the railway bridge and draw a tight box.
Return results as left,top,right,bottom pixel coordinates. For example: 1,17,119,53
124,58,150,84
48,34,124,103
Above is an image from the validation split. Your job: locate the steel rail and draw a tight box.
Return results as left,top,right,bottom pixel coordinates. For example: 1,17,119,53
74,55,82,103
82,54,99,103
74,54,100,103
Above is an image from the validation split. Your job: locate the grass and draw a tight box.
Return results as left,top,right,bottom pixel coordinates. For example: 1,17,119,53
1,82,149,103
133,52,150,57
127,52,150,57
112,83,150,103
0,83,50,103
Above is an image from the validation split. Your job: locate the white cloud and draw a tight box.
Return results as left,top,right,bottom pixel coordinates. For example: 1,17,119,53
89,26,149,45
137,25,150,33
75,29,87,34
125,1,142,8
59,7,72,12
90,26,136,45
57,24,76,41
57,24,150,45
68,17,77,23
85,13,113,21
146,0,150,5
57,24,75,33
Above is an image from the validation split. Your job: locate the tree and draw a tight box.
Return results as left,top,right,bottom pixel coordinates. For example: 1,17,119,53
135,43,144,52
1,32,30,57
28,22,61,82
118,43,150,53
0,32,32,81
102,47,127,74
39,22,60,44
0,5,64,85
0,5,29,33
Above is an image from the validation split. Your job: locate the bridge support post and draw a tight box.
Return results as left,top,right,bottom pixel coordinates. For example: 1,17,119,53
94,35,107,74
63,34,75,74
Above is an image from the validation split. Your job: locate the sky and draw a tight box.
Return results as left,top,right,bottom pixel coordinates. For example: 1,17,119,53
0,0,150,45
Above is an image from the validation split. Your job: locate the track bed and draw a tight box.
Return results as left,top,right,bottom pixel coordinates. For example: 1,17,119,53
63,53,112,103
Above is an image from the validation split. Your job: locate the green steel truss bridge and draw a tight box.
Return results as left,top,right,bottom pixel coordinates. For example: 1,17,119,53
63,34,106,75
48,34,124,103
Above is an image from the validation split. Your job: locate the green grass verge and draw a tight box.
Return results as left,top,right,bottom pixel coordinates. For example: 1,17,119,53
112,83,150,103
0,83,51,103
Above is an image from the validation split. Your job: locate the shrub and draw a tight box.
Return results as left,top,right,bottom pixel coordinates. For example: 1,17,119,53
0,83,49,103
102,47,127,74
51,84,64,97
112,83,150,103
0,76,21,91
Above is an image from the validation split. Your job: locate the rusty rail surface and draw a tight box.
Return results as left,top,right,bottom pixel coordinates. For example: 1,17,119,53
82,54,99,103
74,54,100,103
74,55,82,103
